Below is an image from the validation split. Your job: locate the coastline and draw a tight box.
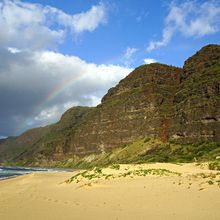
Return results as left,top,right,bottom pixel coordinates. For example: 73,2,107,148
0,163,220,220
0,166,74,181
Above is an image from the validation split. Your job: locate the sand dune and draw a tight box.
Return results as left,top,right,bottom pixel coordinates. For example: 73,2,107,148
0,163,219,220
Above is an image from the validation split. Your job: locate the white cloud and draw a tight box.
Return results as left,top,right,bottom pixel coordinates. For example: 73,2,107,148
0,1,126,136
69,3,106,33
44,2,106,34
122,47,138,66
34,106,60,125
147,26,173,51
0,0,63,50
147,1,220,51
144,58,157,64
0,48,132,135
0,0,107,50
7,47,21,54
124,47,138,59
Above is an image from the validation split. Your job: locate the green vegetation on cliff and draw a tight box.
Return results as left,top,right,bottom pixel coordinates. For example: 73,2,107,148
54,138,220,169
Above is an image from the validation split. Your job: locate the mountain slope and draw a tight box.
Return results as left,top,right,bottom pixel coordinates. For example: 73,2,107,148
68,63,182,156
0,106,92,164
0,44,219,166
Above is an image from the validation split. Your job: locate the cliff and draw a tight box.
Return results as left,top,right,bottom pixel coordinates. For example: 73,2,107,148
68,64,182,156
0,44,219,166
171,45,220,143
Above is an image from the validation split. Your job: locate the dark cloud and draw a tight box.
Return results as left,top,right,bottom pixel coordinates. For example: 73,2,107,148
0,48,131,136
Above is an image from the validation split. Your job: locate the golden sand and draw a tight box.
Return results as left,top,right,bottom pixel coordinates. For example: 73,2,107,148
0,163,220,220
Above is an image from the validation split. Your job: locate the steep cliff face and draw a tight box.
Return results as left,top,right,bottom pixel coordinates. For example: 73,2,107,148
68,64,182,156
33,106,93,160
0,44,219,164
171,45,220,143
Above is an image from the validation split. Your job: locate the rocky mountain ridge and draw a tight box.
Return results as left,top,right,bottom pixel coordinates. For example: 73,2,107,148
0,44,219,166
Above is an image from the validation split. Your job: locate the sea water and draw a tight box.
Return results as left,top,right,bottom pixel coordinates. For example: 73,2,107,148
0,166,71,180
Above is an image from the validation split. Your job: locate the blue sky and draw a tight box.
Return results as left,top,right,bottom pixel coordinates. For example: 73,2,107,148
23,0,220,67
0,0,220,137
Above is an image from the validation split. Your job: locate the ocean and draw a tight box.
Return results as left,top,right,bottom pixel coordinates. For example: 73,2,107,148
0,166,71,180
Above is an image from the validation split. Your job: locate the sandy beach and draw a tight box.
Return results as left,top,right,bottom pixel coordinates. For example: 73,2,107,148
0,163,220,220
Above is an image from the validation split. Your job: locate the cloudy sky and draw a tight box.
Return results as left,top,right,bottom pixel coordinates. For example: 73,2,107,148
0,0,220,138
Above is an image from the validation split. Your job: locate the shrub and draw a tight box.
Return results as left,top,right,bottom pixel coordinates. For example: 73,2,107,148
110,164,120,170
208,161,220,171
94,167,102,173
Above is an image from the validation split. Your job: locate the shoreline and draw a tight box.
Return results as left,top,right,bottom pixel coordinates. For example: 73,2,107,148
0,163,220,220
0,166,75,181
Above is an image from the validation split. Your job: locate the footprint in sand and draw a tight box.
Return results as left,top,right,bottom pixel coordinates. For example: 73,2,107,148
45,196,61,204
49,198,60,203
33,194,70,206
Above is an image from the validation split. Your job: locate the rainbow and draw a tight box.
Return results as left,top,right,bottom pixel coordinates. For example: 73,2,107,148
15,76,80,135
15,50,134,135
